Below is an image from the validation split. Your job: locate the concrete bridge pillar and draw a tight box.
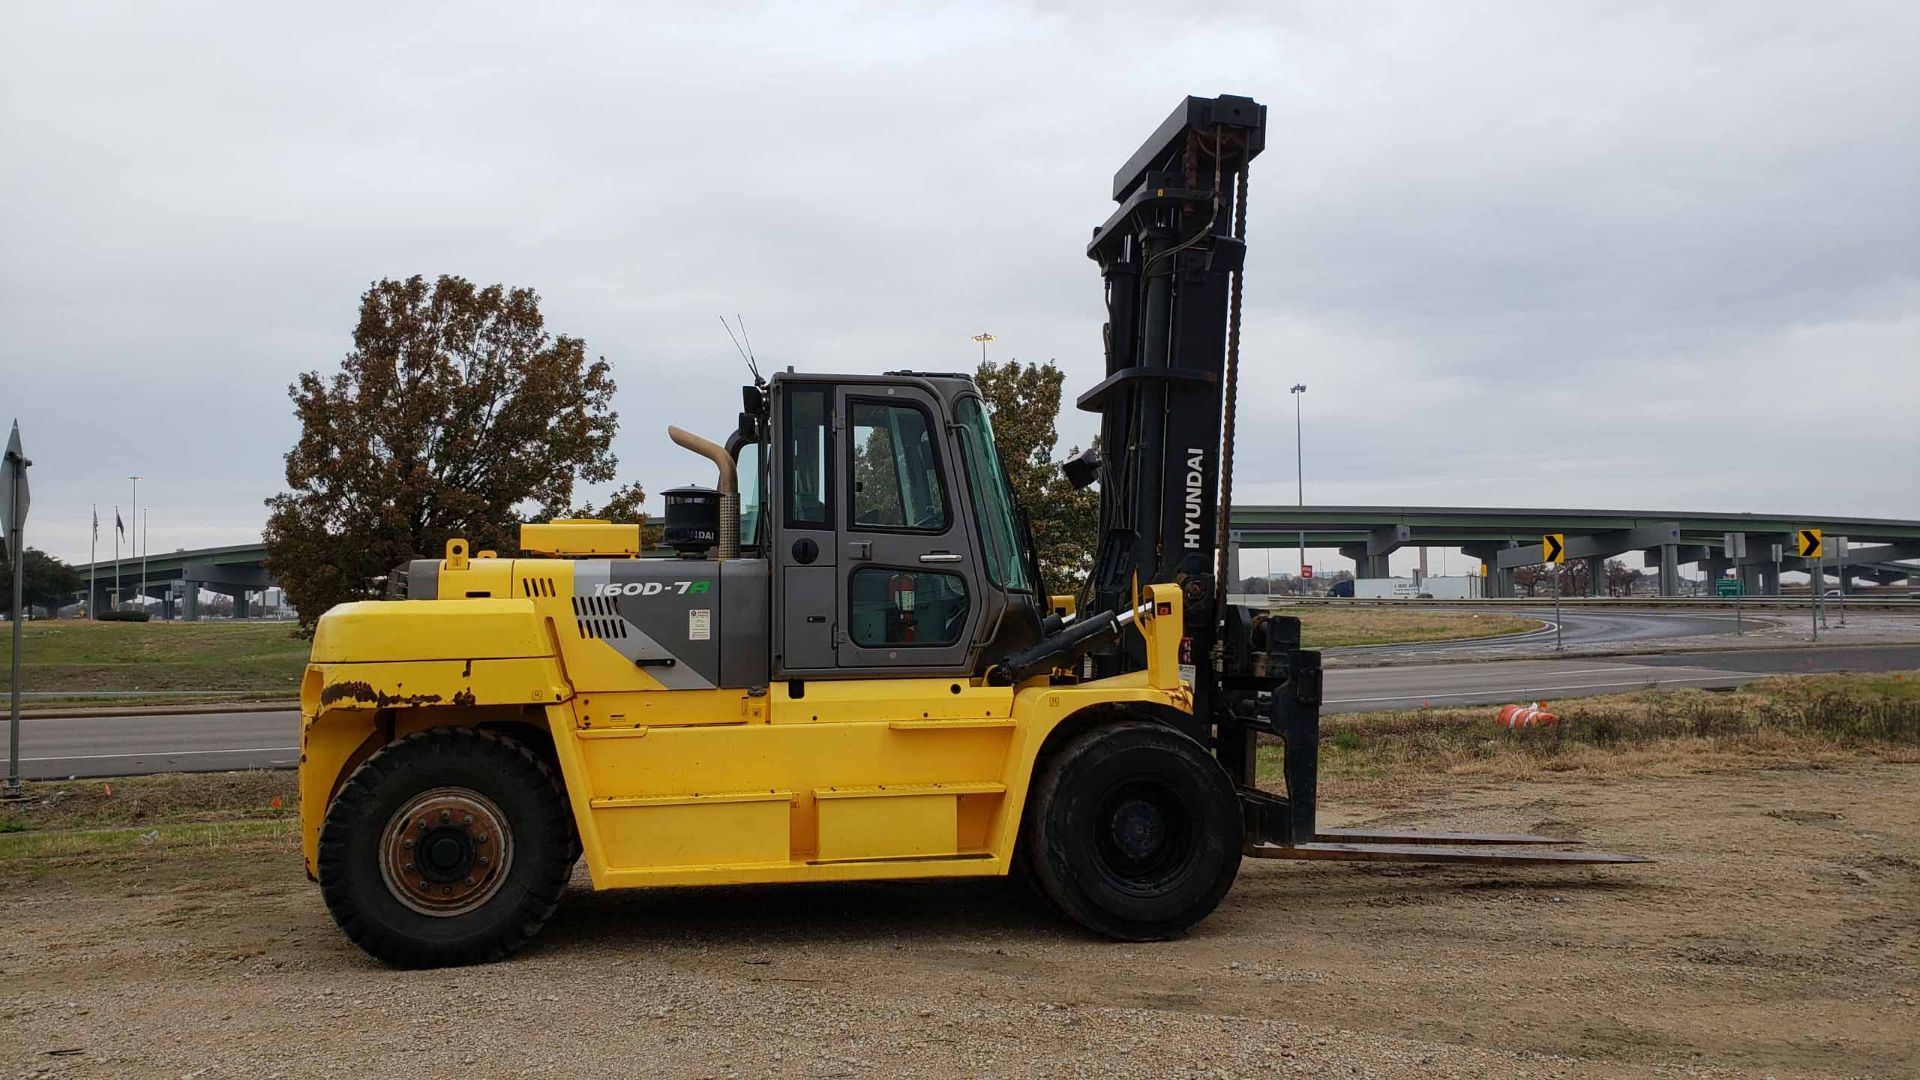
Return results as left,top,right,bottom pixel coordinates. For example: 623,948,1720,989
1760,563,1781,595
1658,545,1681,597
233,590,251,619
1586,555,1607,597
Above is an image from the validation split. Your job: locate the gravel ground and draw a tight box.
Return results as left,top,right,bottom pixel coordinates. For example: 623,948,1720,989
3,763,1916,1078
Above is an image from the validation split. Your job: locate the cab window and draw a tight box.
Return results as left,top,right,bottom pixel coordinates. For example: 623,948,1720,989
848,569,969,647
785,388,830,528
849,398,947,531
736,440,763,548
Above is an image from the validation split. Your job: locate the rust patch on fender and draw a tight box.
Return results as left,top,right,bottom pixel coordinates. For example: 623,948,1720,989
319,680,446,709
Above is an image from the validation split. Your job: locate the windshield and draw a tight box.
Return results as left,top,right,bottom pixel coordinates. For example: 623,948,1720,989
954,397,1032,592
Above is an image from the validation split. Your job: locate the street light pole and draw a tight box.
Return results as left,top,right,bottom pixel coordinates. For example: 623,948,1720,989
1290,383,1307,576
971,332,996,366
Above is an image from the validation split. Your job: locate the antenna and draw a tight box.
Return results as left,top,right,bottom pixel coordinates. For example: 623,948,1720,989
719,314,765,388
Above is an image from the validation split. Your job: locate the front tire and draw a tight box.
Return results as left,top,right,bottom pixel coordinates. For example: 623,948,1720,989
1025,720,1243,941
318,727,575,968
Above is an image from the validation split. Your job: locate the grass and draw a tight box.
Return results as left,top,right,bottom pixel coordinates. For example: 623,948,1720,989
0,770,300,871
1288,607,1538,648
1263,670,1920,797
0,619,309,701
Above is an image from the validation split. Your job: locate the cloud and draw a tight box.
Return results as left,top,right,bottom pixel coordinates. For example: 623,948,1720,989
1,0,1913,568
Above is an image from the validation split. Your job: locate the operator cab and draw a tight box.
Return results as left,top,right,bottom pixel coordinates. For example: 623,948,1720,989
730,371,1049,681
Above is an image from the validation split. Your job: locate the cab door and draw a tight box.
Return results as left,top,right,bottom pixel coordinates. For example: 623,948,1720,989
834,385,980,672
772,380,839,674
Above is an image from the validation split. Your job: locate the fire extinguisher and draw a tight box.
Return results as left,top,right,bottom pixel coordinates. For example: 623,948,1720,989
890,574,916,643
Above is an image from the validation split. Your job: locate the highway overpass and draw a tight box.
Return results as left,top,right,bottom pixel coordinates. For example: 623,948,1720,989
75,542,273,618
1229,506,1920,597
64,506,1920,614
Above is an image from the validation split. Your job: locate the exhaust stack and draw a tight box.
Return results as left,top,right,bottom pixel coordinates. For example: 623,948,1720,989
667,425,738,558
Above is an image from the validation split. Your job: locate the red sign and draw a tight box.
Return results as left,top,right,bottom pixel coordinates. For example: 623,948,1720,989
1300,565,1314,580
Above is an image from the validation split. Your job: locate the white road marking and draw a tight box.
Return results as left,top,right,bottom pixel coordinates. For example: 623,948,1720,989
20,746,299,763
10,712,295,725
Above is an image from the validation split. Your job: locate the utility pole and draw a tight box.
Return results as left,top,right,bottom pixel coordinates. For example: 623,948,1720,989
142,508,149,617
971,332,995,365
89,505,98,619
1291,383,1307,576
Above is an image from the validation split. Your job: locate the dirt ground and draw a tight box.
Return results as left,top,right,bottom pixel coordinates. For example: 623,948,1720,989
2,764,1914,1079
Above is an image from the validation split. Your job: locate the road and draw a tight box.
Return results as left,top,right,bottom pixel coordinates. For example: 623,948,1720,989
1334,605,1747,656
6,643,1917,779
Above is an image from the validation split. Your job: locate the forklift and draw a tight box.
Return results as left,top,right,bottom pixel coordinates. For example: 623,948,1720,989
298,94,1642,968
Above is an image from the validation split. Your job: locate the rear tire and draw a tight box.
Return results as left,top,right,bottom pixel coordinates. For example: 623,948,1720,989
1025,719,1243,941
318,727,575,968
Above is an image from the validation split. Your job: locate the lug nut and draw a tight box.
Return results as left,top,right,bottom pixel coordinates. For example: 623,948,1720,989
477,856,489,866
417,880,432,892
440,810,451,823
404,862,415,873
463,815,474,826
474,833,488,844
464,876,476,886
402,838,414,849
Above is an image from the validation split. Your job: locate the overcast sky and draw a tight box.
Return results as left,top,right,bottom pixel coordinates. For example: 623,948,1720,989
4,1,1915,574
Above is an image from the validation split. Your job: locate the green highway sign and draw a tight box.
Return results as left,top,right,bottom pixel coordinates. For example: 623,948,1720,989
1715,578,1744,597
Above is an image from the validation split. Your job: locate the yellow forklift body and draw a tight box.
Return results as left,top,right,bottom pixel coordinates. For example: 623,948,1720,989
298,558,1189,887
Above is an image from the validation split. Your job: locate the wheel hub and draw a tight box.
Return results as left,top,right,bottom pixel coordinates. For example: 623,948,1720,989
1095,781,1193,884
380,788,514,917
1110,798,1168,861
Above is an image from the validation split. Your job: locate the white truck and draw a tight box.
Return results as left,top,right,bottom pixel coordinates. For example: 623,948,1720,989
1354,575,1483,600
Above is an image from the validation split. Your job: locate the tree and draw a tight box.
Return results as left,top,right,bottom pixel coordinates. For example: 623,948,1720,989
1606,558,1641,597
972,359,1100,596
266,275,641,632
0,546,81,617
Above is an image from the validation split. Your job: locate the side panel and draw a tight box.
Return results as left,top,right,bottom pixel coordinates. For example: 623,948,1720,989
544,671,1191,890
570,561,721,690
719,559,771,688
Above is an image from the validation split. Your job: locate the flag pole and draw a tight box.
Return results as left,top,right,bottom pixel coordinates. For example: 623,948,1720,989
90,505,98,619
141,508,148,616
112,506,120,611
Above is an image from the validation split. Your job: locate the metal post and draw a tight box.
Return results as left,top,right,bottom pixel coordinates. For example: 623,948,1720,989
1553,566,1564,652
1291,383,1306,575
1811,556,1820,640
7,549,20,793
1835,536,1847,628
141,508,149,616
89,505,97,619
7,543,20,792
128,476,141,616
4,426,26,796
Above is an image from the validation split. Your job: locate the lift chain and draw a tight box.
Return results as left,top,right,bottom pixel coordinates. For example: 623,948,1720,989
1214,157,1251,613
